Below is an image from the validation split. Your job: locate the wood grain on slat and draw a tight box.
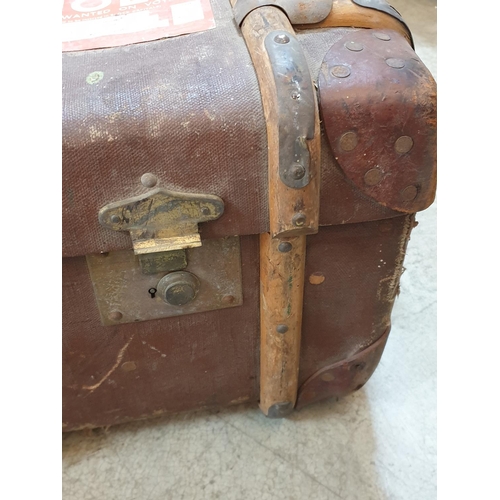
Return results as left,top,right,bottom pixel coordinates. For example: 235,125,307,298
259,233,306,416
232,3,319,416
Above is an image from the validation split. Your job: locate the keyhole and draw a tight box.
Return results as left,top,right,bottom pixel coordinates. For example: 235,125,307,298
148,288,157,298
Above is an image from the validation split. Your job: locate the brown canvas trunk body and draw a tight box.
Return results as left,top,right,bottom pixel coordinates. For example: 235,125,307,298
62,0,436,430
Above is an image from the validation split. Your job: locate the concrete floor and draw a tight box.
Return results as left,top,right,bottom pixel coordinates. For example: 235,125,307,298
62,1,437,498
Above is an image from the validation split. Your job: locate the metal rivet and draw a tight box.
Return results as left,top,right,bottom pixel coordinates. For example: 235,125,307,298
364,168,383,186
278,242,292,253
345,41,364,52
121,361,137,372
395,136,414,154
373,32,391,41
331,65,351,78
386,58,405,69
276,324,288,334
108,311,123,321
110,215,121,224
201,207,210,216
309,273,325,285
401,185,418,201
339,131,358,152
321,372,335,382
291,164,306,180
274,34,290,44
222,295,235,304
292,213,306,227
141,173,157,188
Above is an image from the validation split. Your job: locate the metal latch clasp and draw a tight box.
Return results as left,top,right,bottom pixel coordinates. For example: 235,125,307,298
98,187,224,273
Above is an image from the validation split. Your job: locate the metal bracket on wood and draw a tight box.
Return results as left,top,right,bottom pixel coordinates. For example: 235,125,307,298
264,30,315,189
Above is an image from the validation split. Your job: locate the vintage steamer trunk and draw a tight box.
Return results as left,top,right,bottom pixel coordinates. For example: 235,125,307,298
62,0,436,429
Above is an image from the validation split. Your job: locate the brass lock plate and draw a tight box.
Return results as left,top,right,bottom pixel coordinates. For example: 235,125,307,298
86,237,243,326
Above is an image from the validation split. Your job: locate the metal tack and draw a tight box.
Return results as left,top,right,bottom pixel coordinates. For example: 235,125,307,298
339,131,358,152
395,136,414,154
331,65,351,78
291,164,306,180
364,169,383,186
386,58,405,69
292,213,307,227
278,242,292,253
108,311,123,321
274,34,290,44
141,173,157,188
401,185,418,201
345,41,364,52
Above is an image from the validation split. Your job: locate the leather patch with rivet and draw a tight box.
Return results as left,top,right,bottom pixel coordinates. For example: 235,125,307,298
318,29,437,213
296,327,391,409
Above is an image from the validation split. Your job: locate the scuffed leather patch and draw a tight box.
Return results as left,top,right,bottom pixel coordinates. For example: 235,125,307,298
319,29,436,213
296,327,390,409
